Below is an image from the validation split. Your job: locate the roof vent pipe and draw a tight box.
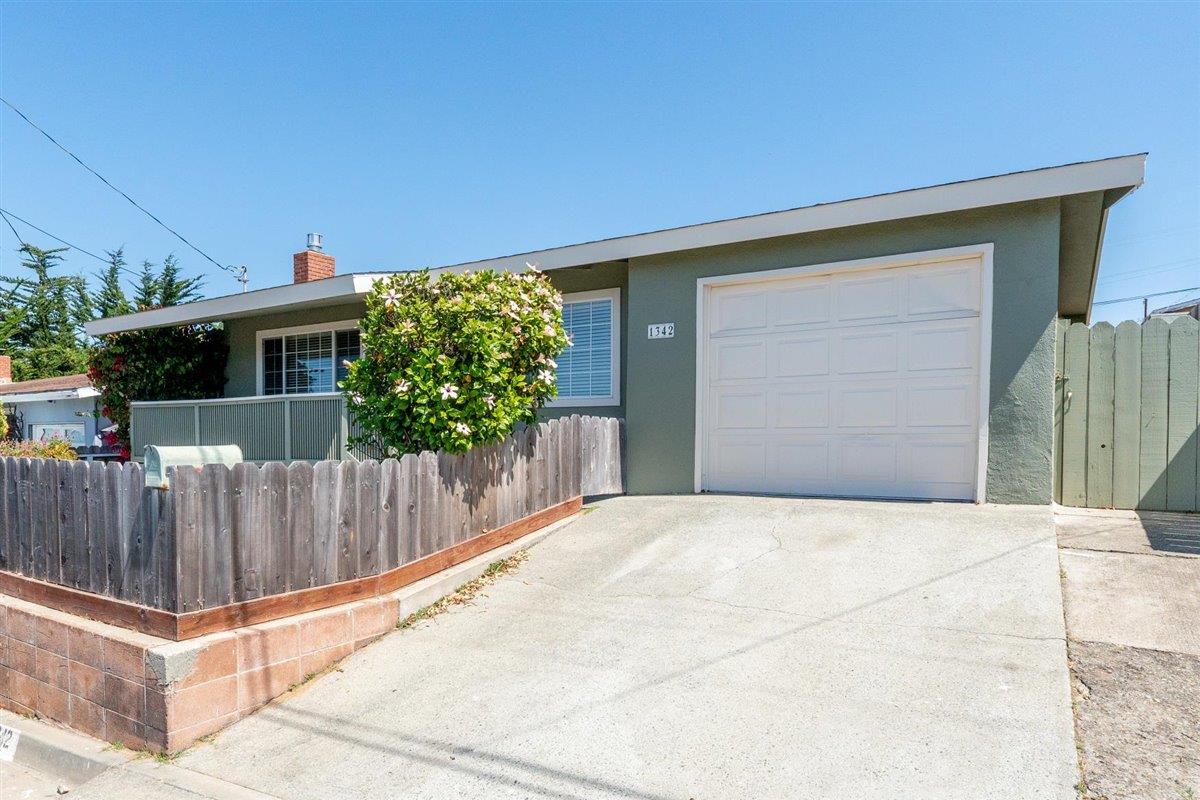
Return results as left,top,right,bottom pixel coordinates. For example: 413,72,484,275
306,232,323,251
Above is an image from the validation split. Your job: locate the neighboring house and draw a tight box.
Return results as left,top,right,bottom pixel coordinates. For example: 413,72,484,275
1149,296,1200,320
84,154,1147,505
0,356,112,449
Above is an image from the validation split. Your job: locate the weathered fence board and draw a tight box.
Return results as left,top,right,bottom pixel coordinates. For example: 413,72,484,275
1056,318,1200,511
2,415,624,614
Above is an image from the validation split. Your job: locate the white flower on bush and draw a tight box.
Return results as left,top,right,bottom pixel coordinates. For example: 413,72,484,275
393,378,410,394
483,394,496,410
440,383,459,400
342,359,354,368
348,392,364,406
542,324,556,337
383,289,399,307
399,320,415,334
453,422,471,436
537,369,555,385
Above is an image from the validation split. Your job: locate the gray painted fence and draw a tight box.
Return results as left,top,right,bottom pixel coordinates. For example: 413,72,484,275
1054,317,1200,511
1,415,624,612
131,394,356,462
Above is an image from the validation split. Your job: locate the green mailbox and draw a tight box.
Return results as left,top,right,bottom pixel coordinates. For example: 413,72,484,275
143,445,243,488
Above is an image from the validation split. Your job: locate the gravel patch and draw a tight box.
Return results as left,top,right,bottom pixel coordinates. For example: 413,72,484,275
1069,640,1200,800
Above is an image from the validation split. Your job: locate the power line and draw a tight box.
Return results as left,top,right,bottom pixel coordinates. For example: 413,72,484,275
1093,286,1200,306
1,95,237,276
0,208,22,246
0,207,108,263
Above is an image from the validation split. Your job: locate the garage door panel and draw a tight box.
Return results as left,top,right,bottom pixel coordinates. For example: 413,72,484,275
776,389,829,428
714,391,767,429
712,439,766,479
903,438,976,485
776,336,830,377
775,282,831,326
835,274,902,322
907,383,976,427
715,291,768,334
703,255,984,501
836,386,899,428
836,330,901,375
906,260,981,316
907,323,978,372
778,441,831,480
713,341,767,381
837,438,898,481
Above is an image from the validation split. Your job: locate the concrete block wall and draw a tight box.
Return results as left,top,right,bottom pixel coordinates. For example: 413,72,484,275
0,592,400,752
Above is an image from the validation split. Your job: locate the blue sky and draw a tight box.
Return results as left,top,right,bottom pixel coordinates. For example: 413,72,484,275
1,2,1197,323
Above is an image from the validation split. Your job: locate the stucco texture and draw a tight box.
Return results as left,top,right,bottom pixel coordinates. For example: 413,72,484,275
216,201,1060,505
622,199,1061,504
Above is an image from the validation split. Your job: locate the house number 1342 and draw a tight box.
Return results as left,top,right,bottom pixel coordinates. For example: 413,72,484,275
647,323,675,339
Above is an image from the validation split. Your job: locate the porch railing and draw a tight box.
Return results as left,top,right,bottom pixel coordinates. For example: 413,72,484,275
131,394,373,462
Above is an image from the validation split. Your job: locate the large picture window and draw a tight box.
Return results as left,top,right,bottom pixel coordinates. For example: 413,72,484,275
258,321,361,396
550,288,620,407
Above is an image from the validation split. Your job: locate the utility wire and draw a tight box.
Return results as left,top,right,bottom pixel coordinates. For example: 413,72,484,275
1,96,236,275
1093,286,1200,306
0,208,22,246
0,207,108,263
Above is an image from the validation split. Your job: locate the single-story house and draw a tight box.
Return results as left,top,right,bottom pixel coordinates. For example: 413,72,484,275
0,356,113,451
1149,296,1200,321
85,154,1146,504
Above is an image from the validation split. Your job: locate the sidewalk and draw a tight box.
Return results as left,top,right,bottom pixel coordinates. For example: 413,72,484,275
1057,508,1200,800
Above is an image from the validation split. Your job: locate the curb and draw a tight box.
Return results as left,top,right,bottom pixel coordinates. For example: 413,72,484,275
0,708,133,786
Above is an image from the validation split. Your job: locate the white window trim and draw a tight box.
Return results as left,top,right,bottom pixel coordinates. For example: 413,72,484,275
255,319,362,396
547,287,621,408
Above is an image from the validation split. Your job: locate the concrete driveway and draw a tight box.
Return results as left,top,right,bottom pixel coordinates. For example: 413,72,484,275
77,495,1077,799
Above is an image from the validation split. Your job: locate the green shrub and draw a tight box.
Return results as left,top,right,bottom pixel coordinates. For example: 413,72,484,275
0,436,77,460
89,325,228,459
341,267,568,454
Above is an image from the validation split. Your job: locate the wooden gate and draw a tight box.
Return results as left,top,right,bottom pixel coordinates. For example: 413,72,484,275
1054,316,1199,511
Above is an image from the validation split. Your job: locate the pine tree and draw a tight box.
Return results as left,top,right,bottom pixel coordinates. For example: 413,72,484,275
94,248,132,318
1,245,90,380
133,260,160,310
156,254,202,306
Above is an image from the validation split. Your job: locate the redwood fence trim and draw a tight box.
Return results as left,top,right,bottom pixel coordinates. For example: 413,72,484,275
0,414,623,628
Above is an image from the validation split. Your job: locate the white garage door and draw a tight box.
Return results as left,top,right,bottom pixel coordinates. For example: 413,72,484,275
700,254,986,501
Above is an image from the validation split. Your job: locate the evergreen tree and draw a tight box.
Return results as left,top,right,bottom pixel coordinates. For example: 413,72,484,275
156,254,202,306
133,260,159,310
94,248,132,318
0,245,90,380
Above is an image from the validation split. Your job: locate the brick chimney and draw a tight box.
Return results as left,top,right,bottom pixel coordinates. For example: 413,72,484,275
293,233,334,283
0,355,11,384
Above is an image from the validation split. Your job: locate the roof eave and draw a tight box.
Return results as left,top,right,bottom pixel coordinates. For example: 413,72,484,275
85,153,1147,335
84,273,387,335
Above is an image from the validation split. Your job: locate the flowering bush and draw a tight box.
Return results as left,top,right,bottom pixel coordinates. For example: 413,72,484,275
89,325,228,459
341,267,569,454
0,436,77,460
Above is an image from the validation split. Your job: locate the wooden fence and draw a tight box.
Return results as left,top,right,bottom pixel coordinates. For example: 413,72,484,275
1055,317,1199,511
0,415,623,635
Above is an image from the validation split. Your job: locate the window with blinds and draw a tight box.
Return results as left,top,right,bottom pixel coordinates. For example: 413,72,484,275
261,325,361,396
553,289,620,406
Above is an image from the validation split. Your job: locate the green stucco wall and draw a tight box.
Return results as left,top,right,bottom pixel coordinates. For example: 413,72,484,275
622,199,1061,504
223,302,367,397
217,200,1061,504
